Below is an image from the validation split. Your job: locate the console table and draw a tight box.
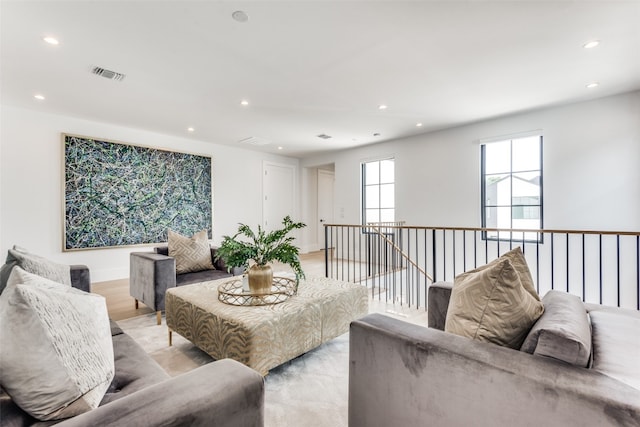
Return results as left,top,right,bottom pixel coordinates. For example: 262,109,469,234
165,275,369,375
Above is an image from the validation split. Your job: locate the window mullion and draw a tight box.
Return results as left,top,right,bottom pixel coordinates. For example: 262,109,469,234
510,139,514,232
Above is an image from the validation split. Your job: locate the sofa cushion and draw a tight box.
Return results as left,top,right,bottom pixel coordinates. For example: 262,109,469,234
590,310,640,390
445,253,544,349
168,229,215,274
0,246,71,294
100,331,169,405
0,272,114,421
520,290,591,367
175,268,233,286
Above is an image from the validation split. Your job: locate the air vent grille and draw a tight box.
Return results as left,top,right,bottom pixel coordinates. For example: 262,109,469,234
238,136,271,146
91,66,126,81
317,134,332,139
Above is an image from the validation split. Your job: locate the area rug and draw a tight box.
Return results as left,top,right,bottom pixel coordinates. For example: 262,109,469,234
117,313,350,427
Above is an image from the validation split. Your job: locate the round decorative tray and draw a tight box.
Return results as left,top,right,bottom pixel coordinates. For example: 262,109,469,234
217,276,297,306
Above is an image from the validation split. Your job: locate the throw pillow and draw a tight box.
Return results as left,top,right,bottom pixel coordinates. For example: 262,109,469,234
168,229,214,274
0,274,114,421
6,266,71,290
445,256,545,349
520,290,592,367
499,247,540,302
469,247,540,302
0,246,71,294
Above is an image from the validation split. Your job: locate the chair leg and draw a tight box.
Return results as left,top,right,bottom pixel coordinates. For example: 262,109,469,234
156,311,162,325
168,329,173,346
135,299,139,309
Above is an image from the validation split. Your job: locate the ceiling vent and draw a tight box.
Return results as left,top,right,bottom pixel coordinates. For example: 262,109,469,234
91,66,126,81
317,134,332,140
238,136,270,146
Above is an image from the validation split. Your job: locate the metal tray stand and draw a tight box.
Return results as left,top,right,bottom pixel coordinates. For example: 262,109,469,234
217,276,297,306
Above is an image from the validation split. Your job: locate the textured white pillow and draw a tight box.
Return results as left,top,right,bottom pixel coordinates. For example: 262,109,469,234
168,229,214,274
0,273,114,421
6,266,71,289
8,247,72,286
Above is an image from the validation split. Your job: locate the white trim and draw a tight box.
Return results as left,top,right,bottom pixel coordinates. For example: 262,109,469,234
359,153,396,164
317,169,335,251
476,129,543,145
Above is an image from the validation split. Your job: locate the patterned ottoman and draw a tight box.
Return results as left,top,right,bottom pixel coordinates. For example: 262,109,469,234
165,276,368,375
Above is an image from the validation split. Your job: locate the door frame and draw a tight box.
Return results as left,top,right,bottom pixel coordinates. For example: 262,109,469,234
317,169,335,251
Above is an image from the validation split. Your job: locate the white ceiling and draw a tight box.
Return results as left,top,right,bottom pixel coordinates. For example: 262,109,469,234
2,1,639,158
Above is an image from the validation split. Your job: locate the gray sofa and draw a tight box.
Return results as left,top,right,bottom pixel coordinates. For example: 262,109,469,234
1,264,265,427
130,246,243,324
349,282,640,427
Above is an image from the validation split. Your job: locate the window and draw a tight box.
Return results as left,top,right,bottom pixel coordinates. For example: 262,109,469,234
481,134,543,241
362,158,395,224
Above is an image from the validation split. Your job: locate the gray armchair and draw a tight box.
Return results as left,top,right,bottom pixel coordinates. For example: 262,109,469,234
70,264,91,293
129,246,243,324
348,282,640,427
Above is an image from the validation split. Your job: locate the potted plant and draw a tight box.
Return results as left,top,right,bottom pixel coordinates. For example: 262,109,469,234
216,216,306,294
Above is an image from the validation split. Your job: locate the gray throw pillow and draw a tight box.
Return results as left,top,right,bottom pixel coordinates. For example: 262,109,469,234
520,290,592,367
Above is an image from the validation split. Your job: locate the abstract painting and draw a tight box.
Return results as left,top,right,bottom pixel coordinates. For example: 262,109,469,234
63,134,212,250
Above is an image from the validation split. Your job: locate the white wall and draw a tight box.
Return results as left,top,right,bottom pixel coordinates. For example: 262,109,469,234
0,106,298,282
3,91,638,284
301,91,640,232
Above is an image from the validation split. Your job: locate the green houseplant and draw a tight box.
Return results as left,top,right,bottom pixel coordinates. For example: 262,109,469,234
216,216,306,294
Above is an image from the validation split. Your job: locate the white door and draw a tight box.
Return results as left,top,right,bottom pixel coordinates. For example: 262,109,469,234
263,162,296,231
317,169,334,249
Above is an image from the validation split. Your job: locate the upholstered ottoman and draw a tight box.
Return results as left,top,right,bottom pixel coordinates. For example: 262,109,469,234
165,276,368,375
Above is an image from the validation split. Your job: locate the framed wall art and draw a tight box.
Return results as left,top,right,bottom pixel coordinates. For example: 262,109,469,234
63,133,212,250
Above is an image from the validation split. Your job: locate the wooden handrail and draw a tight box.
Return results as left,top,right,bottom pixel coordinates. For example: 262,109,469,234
325,224,640,237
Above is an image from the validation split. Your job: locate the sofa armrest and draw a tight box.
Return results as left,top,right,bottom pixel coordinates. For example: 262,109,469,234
58,359,264,427
427,281,452,330
210,247,245,276
349,314,640,427
210,246,226,270
70,265,91,293
129,252,176,311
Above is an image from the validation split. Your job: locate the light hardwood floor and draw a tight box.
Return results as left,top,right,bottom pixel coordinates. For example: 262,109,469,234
93,250,429,325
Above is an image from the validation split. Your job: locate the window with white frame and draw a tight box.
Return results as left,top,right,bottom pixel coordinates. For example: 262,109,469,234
481,134,543,241
362,158,395,225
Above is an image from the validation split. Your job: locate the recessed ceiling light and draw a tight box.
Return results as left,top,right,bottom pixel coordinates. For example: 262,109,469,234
187,127,195,132
583,40,600,49
416,123,423,127
277,146,283,150
43,36,59,45
586,82,599,89
378,105,388,110
34,94,45,100
232,10,249,23
240,100,249,106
